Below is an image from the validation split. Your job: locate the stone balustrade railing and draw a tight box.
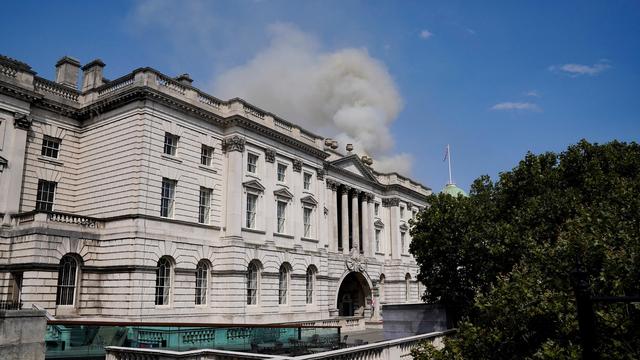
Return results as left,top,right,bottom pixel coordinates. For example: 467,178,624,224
97,73,136,97
10,210,104,229
34,77,80,101
105,329,455,360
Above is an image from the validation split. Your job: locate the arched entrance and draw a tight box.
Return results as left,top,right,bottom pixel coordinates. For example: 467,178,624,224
337,272,371,317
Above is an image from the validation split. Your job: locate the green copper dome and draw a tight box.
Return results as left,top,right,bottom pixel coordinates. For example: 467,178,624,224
442,183,468,197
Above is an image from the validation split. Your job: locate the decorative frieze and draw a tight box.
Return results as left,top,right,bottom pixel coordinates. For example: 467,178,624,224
292,159,302,172
221,135,245,153
345,248,366,272
13,114,32,130
382,197,400,207
265,148,276,163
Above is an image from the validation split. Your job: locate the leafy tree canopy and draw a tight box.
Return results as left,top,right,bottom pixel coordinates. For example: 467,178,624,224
410,140,640,359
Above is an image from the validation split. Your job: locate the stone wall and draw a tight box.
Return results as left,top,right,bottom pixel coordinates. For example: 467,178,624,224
0,309,47,360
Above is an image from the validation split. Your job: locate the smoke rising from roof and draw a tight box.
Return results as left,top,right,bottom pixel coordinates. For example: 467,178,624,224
213,23,413,174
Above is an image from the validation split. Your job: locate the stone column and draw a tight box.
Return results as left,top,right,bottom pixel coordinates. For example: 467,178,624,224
222,135,245,239
326,180,337,252
351,189,360,252
361,193,370,257
385,198,401,260
341,185,350,254
368,195,375,256
1,114,31,224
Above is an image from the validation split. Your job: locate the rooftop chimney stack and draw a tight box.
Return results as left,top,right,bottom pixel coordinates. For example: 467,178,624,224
81,59,105,92
55,56,80,89
175,74,193,86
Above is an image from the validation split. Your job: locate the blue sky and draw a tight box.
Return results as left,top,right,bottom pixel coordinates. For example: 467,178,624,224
2,0,639,192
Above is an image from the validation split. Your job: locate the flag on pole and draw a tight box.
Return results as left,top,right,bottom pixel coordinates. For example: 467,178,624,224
443,145,449,162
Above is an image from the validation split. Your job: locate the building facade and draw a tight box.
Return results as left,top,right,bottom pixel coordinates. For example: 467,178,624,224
0,55,430,323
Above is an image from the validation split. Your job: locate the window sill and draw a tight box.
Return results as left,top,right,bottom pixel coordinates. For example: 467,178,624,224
161,153,182,163
401,254,411,257
199,165,217,174
301,237,318,243
273,232,294,239
243,227,266,234
37,156,64,166
375,252,385,256
245,172,260,180
154,305,172,309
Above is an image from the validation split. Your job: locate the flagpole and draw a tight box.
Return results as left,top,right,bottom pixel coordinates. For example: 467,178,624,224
447,144,453,185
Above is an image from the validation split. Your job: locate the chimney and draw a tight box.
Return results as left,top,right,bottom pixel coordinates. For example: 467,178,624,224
175,73,193,86
55,56,80,89
81,59,105,92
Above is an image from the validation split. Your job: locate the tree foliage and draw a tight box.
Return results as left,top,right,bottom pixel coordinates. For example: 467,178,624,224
409,140,640,359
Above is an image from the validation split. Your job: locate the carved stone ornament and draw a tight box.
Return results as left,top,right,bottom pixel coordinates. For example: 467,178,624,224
316,168,325,180
221,135,245,153
265,148,276,163
345,248,366,272
381,197,400,207
292,159,302,172
13,114,32,130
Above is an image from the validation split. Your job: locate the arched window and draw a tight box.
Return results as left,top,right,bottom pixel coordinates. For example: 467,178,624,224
155,257,172,306
405,273,411,303
279,264,290,305
247,261,259,305
195,260,209,305
306,266,316,304
56,255,79,306
379,274,386,303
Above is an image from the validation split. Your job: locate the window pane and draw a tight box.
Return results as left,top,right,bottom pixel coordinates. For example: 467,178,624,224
161,178,176,217
41,136,61,159
247,153,258,173
36,180,56,211
164,133,178,156
303,173,311,190
199,187,211,224
200,145,213,166
56,255,77,306
277,201,286,233
277,164,286,182
303,207,312,238
155,258,171,305
195,261,208,305
246,194,257,228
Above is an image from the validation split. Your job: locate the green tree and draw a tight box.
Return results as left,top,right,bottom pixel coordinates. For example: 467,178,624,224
410,140,640,359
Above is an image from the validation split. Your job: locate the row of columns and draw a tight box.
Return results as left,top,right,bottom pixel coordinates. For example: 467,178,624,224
326,179,375,257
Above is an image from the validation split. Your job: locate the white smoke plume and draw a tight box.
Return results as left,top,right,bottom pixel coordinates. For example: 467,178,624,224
213,23,413,174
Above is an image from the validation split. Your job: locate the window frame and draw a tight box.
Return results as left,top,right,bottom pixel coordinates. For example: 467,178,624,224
246,192,258,229
200,145,214,166
246,152,259,174
160,178,176,218
163,132,179,156
375,229,381,253
36,179,56,211
303,206,313,238
155,257,173,306
41,135,61,159
306,266,315,305
276,163,287,183
303,172,312,191
278,264,289,305
198,187,212,224
374,202,380,216
400,231,406,254
247,261,260,305
276,200,287,234
195,260,209,306
56,255,79,306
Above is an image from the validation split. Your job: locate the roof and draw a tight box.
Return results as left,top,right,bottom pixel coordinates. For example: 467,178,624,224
441,183,467,197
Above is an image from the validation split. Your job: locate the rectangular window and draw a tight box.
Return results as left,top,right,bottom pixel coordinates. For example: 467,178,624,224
198,187,212,224
401,232,406,254
374,203,380,216
160,178,176,218
400,206,405,218
303,172,312,190
200,145,214,166
41,136,61,159
164,132,179,156
36,180,56,211
277,163,287,182
276,201,287,233
246,193,257,228
247,153,258,173
412,210,417,219
375,229,381,253
303,207,312,238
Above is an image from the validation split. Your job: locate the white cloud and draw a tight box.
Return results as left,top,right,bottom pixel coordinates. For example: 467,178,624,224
213,23,412,174
549,60,612,77
525,90,540,97
491,102,541,111
419,29,433,39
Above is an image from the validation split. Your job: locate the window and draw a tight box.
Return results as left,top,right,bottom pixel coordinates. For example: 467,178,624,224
155,257,172,305
405,273,411,302
247,153,258,173
277,163,287,182
41,136,61,158
278,264,289,305
200,145,214,166
303,172,312,190
164,132,179,156
36,180,56,211
400,206,405,218
160,178,176,218
198,187,212,224
56,255,78,306
247,261,259,305
375,229,381,253
379,274,386,303
195,260,208,305
306,266,315,304
246,193,258,228
303,207,312,238
276,201,287,233
9,272,22,304
401,232,406,254
412,210,417,219
374,203,380,216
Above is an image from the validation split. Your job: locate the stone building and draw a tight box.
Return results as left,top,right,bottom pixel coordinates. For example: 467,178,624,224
0,54,430,324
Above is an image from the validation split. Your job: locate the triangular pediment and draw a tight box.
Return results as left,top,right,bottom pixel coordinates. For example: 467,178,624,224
329,155,378,182
274,187,294,199
300,195,318,206
0,156,7,166
399,221,409,231
374,219,384,228
243,179,265,192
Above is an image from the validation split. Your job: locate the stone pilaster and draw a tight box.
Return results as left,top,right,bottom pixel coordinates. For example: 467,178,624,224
1,114,31,223
340,185,350,254
351,189,360,252
223,135,245,239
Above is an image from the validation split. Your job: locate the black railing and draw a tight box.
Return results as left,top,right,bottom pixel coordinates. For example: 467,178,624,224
0,300,23,310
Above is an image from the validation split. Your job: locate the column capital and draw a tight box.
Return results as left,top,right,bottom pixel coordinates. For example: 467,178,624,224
13,114,32,130
342,184,352,192
292,159,302,172
382,197,400,207
326,179,338,190
221,135,245,153
265,148,276,163
316,168,325,180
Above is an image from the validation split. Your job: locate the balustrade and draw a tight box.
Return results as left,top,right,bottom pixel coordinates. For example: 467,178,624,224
34,77,80,101
98,74,135,97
